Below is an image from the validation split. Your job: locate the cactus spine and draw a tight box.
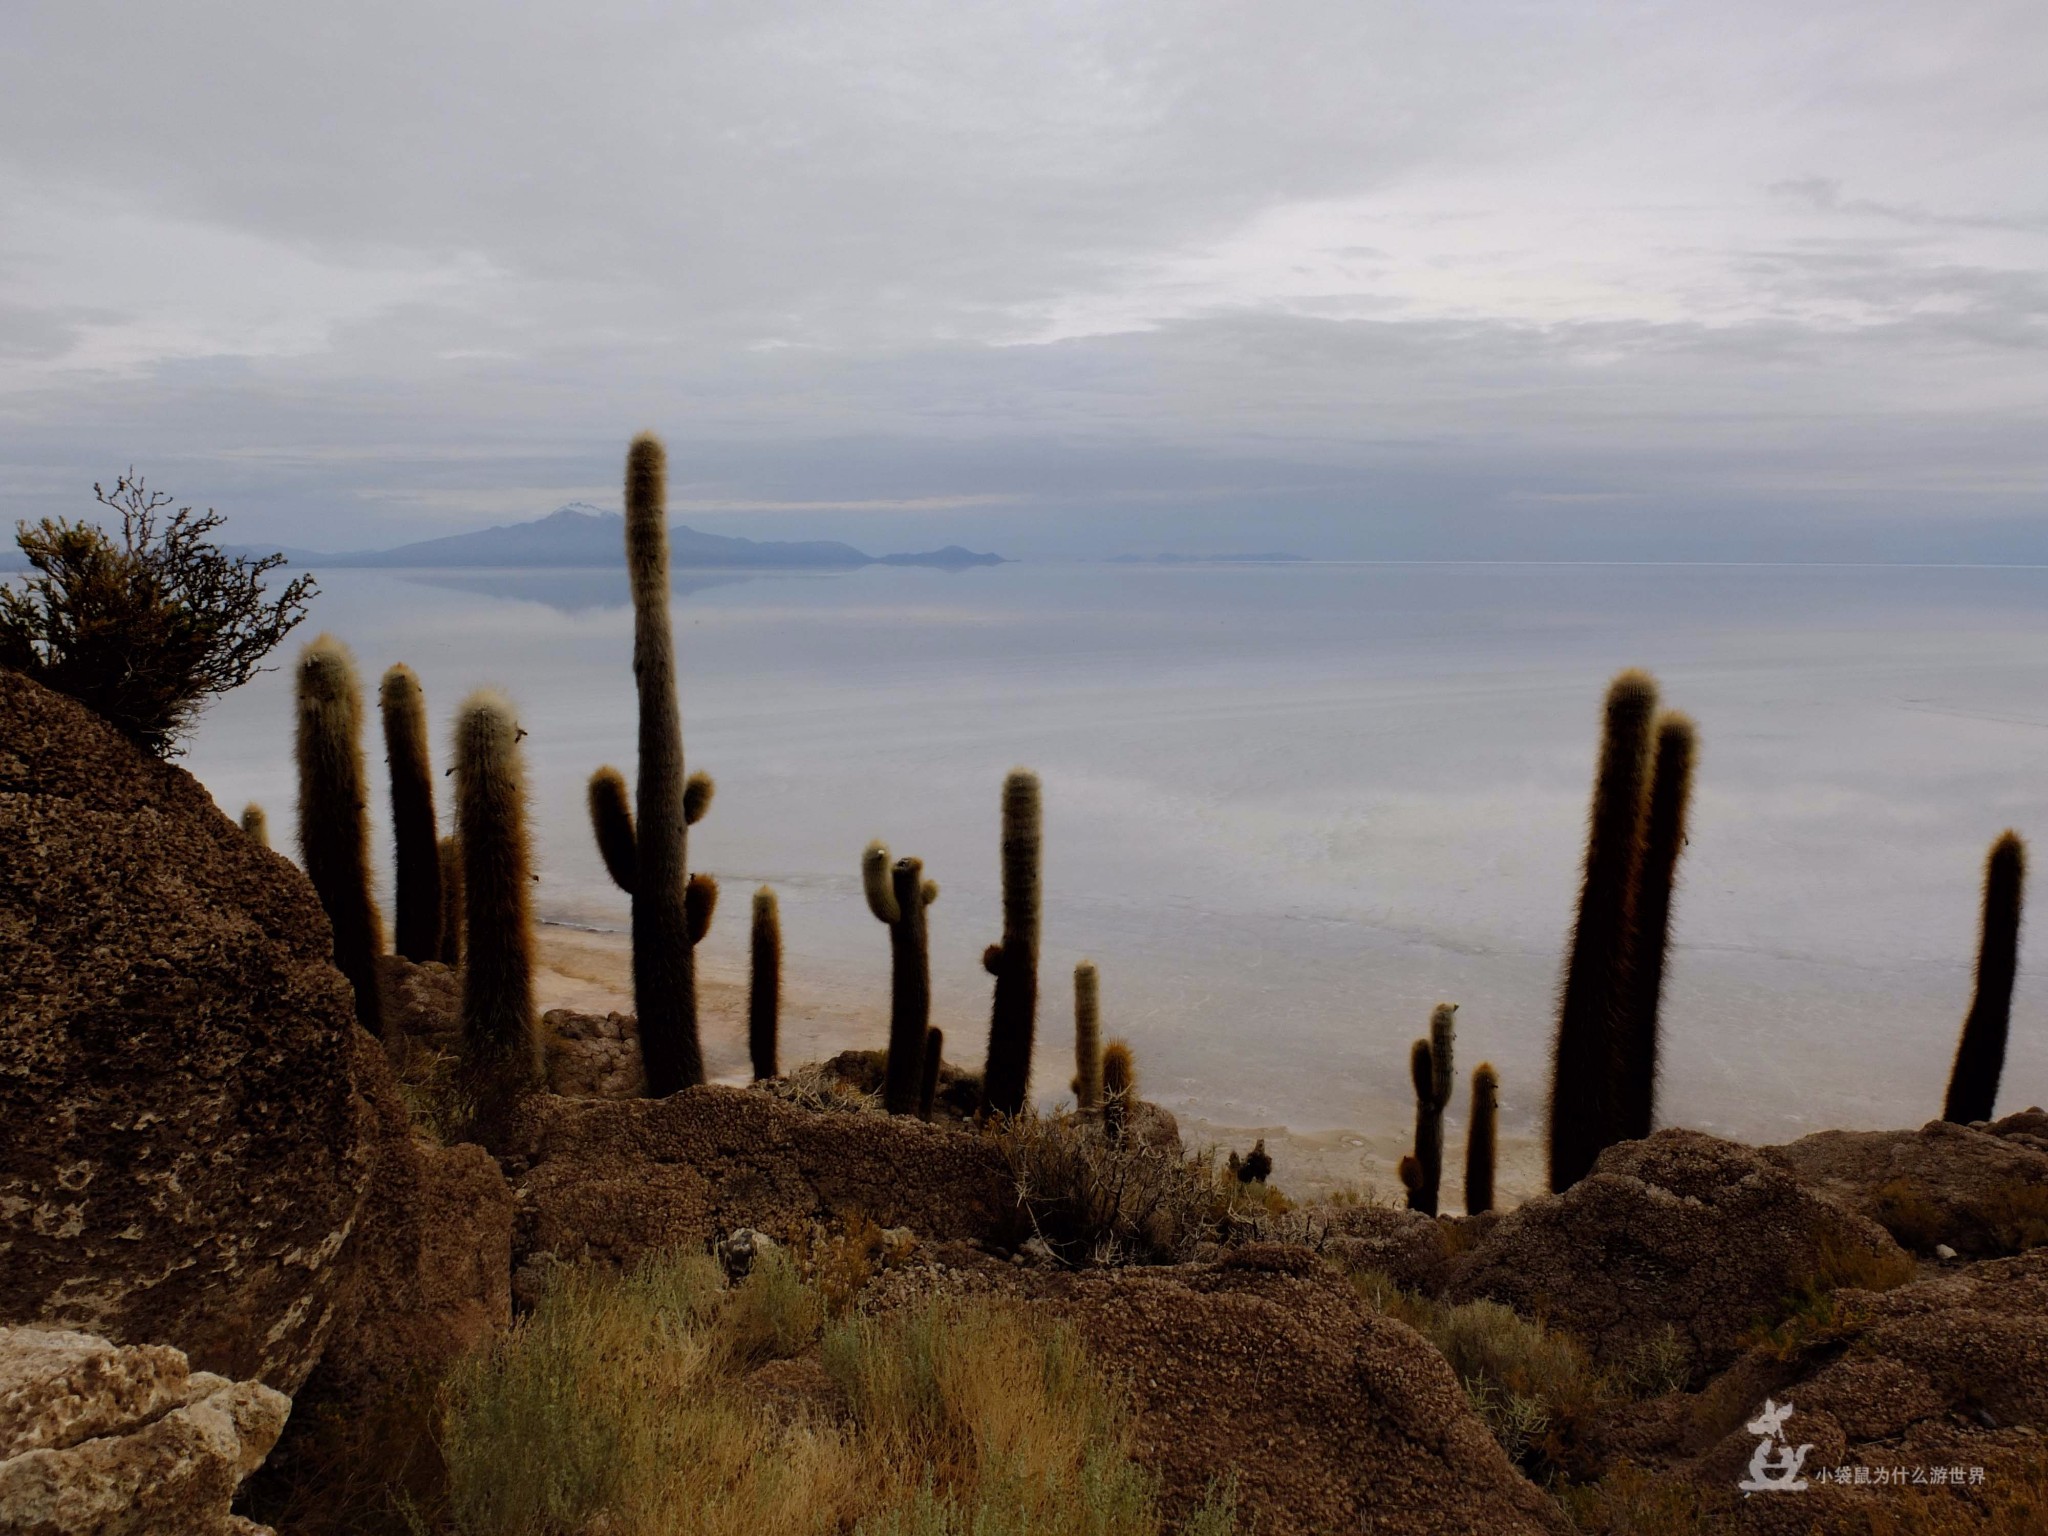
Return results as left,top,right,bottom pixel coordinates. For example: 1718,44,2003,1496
867,840,938,1114
378,664,443,963
1619,713,1695,1141
980,768,1042,1117
1944,831,2027,1124
1101,1039,1135,1145
437,835,464,967
1073,960,1102,1113
1404,1004,1456,1215
918,1027,945,1121
1465,1063,1499,1215
591,432,717,1096
240,803,268,847
295,634,384,1035
453,690,541,1134
1549,669,1658,1192
750,886,781,1080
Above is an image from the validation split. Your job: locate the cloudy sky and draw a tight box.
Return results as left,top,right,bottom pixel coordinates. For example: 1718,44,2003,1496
2,1,2044,558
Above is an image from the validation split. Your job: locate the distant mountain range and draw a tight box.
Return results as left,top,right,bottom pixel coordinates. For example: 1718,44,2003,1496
1107,551,1307,564
286,504,1005,571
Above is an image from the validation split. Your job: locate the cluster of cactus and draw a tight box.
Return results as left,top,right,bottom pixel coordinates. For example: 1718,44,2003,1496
295,635,386,1036
1546,670,1698,1192
980,769,1042,1118
1398,1004,1457,1215
584,433,719,1096
866,840,939,1114
1944,831,2028,1124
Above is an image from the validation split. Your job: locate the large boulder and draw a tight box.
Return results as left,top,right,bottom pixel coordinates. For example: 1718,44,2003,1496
511,1086,1017,1276
0,671,375,1392
1445,1130,1908,1377
0,1324,288,1536
1766,1118,2048,1258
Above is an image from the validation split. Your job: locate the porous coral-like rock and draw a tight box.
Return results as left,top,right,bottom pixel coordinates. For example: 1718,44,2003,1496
542,1008,647,1099
1445,1129,1906,1376
0,670,375,1392
1317,1204,1457,1295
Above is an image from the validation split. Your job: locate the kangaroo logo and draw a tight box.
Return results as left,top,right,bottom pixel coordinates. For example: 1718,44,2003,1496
1738,1398,1813,1494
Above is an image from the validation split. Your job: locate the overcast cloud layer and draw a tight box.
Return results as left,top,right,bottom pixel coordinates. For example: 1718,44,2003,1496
2,1,2044,557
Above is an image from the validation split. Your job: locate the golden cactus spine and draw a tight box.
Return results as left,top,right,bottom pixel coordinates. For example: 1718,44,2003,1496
378,663,443,963
1619,713,1696,1140
980,768,1042,1117
749,886,781,1080
1549,669,1657,1192
1945,831,2027,1124
1073,959,1102,1113
239,803,268,847
867,840,938,1114
918,1027,944,1121
1404,1004,1455,1215
437,835,464,967
1101,1038,1135,1145
295,634,384,1035
1465,1063,1499,1215
587,766,636,891
453,690,541,1134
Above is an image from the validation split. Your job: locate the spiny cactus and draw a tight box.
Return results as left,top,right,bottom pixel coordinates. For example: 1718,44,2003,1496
1465,1063,1499,1215
1073,959,1102,1114
867,839,939,1115
981,768,1042,1118
437,835,464,967
1549,669,1658,1193
919,1027,944,1121
453,690,541,1136
1404,1004,1456,1215
295,634,384,1035
1239,1138,1272,1184
1101,1038,1136,1145
1945,831,2027,1124
749,886,781,1080
591,431,720,1096
240,803,268,847
379,663,443,963
1618,712,1696,1141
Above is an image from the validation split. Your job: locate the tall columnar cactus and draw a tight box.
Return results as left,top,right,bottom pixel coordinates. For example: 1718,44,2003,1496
867,840,939,1115
1944,831,2027,1124
980,768,1042,1118
750,886,781,1081
378,663,443,963
1101,1038,1136,1146
295,634,384,1035
1465,1063,1500,1215
453,690,541,1136
1618,712,1696,1141
1549,669,1658,1193
586,431,721,1097
918,1027,945,1121
1072,959,1102,1113
240,803,268,847
1403,1004,1457,1215
437,835,464,967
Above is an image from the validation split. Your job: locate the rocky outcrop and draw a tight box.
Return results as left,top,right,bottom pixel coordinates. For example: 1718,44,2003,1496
512,1085,1017,1276
543,1008,646,1099
1317,1204,1458,1295
0,670,375,1392
0,1325,288,1535
1445,1130,1907,1378
1767,1117,2048,1258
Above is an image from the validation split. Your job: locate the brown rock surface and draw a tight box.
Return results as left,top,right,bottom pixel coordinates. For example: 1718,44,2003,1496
1766,1118,2048,1258
1317,1204,1458,1295
542,1008,647,1098
1445,1129,1906,1376
0,1325,288,1536
0,670,375,1392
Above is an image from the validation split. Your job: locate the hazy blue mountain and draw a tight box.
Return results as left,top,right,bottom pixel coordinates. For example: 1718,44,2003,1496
1106,551,1308,564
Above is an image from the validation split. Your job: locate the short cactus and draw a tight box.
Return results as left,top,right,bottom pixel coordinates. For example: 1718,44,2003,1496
1465,1063,1499,1215
867,839,939,1115
749,886,781,1080
239,803,268,847
1945,831,2027,1124
1239,1138,1272,1184
1072,960,1102,1113
1404,1004,1456,1215
294,634,384,1035
1618,713,1696,1141
1100,1038,1136,1145
437,834,464,967
918,1027,945,1121
1549,669,1658,1192
980,769,1042,1118
379,663,443,962
453,690,541,1137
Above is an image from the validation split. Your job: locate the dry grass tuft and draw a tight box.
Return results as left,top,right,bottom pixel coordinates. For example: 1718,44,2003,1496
1553,1462,1707,1535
